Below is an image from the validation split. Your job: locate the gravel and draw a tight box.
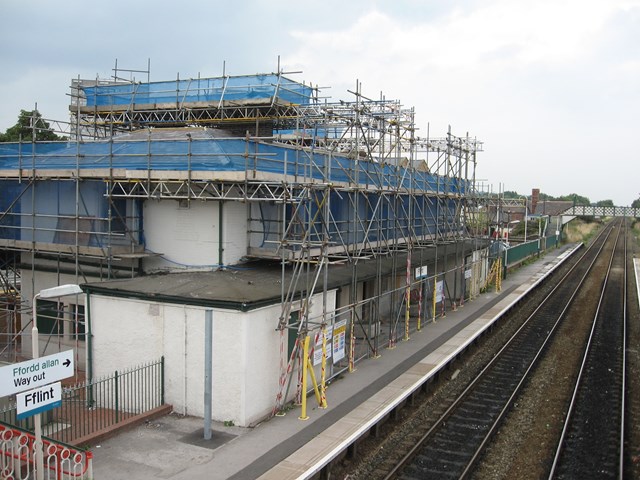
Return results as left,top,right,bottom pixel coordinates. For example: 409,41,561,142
336,227,640,480
334,255,575,480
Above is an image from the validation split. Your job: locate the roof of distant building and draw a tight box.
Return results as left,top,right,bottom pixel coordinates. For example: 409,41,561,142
533,200,574,216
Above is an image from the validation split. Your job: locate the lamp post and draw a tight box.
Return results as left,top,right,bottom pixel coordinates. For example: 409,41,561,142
521,196,528,242
32,284,83,480
538,216,543,250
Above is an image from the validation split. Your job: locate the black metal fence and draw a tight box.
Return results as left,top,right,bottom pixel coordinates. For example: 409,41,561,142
0,357,164,445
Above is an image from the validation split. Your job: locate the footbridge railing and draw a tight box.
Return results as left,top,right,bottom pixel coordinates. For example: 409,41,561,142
560,205,640,218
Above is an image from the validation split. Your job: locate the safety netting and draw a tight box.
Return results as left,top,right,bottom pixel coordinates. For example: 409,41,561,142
82,74,314,107
0,139,466,196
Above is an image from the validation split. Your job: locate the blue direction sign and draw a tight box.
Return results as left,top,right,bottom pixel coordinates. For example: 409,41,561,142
0,350,74,397
16,382,62,420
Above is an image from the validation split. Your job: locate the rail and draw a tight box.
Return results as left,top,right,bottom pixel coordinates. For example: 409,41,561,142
256,242,582,479
549,219,627,478
384,221,616,479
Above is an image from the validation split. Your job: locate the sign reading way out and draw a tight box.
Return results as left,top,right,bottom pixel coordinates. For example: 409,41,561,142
0,350,74,397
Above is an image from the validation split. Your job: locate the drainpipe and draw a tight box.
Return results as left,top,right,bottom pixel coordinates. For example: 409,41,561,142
218,201,224,266
86,291,94,403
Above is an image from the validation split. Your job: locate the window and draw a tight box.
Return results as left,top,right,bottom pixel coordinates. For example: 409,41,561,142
36,299,62,335
71,304,85,341
287,310,300,360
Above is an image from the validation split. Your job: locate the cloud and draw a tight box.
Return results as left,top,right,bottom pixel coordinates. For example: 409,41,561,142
283,0,640,204
1,0,638,204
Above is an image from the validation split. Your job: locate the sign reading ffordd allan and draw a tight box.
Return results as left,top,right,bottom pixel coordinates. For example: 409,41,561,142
16,382,62,420
0,350,74,397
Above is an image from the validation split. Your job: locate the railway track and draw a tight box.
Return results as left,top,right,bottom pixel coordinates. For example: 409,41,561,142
549,219,627,478
381,220,620,480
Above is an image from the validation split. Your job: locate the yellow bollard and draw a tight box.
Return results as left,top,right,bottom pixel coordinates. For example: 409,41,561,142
349,313,356,373
320,326,327,408
432,277,437,322
404,285,411,341
299,335,310,420
417,282,423,331
307,358,322,406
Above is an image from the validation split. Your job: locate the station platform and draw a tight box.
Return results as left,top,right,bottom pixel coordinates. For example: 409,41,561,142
91,243,581,480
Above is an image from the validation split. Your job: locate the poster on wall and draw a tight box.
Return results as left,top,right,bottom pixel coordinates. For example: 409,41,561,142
313,326,333,366
435,280,444,302
332,319,347,362
465,268,472,279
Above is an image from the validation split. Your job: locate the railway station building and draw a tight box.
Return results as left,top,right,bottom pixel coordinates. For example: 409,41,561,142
0,65,491,426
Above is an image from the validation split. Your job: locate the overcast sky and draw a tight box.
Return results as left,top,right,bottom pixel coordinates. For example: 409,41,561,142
1,0,638,205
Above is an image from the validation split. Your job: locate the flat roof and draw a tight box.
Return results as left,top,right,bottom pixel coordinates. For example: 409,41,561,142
82,239,487,311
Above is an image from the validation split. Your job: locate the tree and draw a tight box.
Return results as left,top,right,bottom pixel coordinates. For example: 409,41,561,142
595,199,614,207
538,192,554,201
556,193,591,205
632,196,640,209
502,190,522,199
0,109,64,142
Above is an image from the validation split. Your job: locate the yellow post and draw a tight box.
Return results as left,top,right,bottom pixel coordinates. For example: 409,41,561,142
404,256,411,341
349,311,356,373
432,277,437,322
306,358,322,406
404,287,410,341
417,281,423,331
320,325,327,408
299,335,310,420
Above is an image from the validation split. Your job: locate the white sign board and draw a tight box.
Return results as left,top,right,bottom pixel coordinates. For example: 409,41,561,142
16,382,62,420
0,350,74,397
332,320,347,362
435,280,444,302
313,326,333,366
415,265,428,279
465,268,472,279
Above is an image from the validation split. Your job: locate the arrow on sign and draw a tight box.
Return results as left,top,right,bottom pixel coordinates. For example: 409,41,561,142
0,350,75,397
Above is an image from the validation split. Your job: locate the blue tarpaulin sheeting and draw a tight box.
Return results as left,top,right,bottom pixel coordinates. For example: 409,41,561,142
0,136,466,251
82,74,314,107
0,139,467,195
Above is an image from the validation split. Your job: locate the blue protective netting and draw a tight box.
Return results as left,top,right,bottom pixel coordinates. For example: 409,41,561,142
82,74,314,107
0,139,467,195
0,137,467,249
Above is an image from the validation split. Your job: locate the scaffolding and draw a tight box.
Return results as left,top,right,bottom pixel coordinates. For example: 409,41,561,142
0,61,486,411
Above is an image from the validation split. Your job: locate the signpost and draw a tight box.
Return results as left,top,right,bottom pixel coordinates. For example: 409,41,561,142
16,382,62,420
0,285,82,480
0,350,74,398
0,350,74,480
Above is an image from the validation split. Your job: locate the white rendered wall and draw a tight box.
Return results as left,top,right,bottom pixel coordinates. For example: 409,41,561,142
89,289,336,427
222,201,248,265
90,296,164,375
142,199,247,272
20,269,88,372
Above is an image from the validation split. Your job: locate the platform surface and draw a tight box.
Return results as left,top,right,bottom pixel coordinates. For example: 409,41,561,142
91,244,579,480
